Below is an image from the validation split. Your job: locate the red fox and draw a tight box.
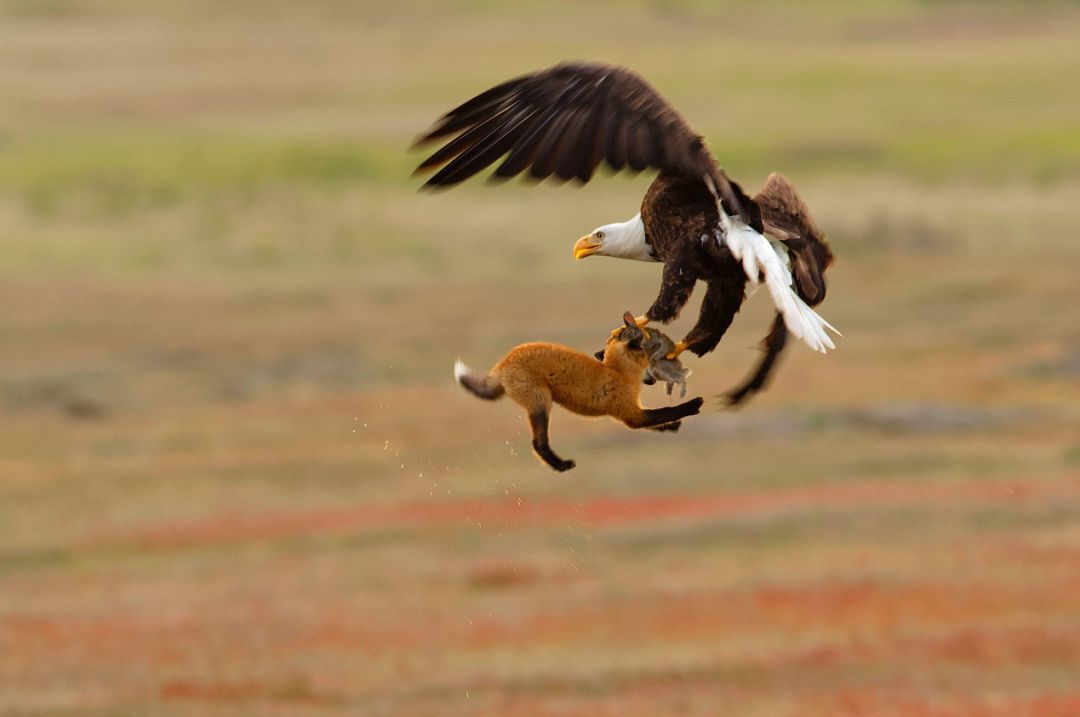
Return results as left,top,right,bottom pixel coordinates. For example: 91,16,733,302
455,312,704,471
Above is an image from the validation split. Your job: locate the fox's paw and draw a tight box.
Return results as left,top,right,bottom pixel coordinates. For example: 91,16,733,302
684,397,705,415
553,459,576,472
649,421,681,433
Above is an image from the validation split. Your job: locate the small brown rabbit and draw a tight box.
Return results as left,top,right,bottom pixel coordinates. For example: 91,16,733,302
641,327,692,398
455,312,704,471
592,328,691,396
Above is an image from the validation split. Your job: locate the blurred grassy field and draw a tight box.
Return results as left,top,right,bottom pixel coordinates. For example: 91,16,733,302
2,1,1079,715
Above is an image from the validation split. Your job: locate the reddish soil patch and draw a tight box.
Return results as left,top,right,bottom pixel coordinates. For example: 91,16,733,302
261,574,1080,656
82,474,1079,552
809,690,1080,717
160,676,329,705
453,576,1080,650
161,680,267,701
0,614,196,664
788,623,1080,669
466,562,546,589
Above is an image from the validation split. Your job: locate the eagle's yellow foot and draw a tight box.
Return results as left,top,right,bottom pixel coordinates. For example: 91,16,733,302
665,341,689,360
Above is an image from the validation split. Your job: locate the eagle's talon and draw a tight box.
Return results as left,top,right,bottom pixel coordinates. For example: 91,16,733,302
665,341,689,360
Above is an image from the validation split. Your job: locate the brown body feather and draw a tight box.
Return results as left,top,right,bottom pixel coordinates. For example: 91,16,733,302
639,170,749,357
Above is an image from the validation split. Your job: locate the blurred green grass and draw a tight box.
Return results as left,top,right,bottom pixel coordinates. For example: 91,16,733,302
0,133,392,214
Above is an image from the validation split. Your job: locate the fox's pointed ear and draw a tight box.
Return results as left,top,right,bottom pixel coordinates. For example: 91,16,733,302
622,311,636,329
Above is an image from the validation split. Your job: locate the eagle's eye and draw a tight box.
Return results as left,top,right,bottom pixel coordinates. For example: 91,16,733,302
595,231,605,240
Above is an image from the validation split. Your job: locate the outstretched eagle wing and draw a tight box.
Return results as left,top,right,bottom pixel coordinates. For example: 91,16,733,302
413,61,759,229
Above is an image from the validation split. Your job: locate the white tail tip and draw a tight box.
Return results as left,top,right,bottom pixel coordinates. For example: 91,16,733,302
454,359,469,382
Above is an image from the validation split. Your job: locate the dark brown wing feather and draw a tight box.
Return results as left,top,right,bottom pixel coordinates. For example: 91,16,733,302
726,173,833,406
754,172,821,241
413,61,757,227
754,172,833,304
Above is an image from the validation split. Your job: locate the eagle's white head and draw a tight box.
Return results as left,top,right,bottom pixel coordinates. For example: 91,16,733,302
573,213,657,263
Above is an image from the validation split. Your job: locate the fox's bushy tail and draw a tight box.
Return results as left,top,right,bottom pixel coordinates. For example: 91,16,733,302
454,360,504,400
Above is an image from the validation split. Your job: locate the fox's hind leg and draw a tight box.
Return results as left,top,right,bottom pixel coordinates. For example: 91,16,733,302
504,376,575,472
527,408,575,472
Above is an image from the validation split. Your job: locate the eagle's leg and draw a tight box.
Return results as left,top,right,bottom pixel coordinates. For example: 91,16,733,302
726,313,787,406
664,341,690,360
679,279,746,358
644,254,698,325
600,259,695,359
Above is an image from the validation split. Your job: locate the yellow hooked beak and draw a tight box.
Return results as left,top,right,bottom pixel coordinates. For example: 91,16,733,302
573,235,602,260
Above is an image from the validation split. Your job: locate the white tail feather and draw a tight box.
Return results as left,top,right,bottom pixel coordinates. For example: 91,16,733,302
715,200,839,354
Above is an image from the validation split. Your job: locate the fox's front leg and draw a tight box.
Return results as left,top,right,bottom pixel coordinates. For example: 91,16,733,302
527,409,575,472
625,397,704,430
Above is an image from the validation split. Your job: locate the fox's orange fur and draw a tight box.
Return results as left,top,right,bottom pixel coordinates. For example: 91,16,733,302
456,312,704,471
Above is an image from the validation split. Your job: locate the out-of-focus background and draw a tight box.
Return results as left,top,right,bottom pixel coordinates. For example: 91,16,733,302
1,1,1078,715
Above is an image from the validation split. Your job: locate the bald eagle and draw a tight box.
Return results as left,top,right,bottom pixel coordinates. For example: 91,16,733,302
413,61,837,404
